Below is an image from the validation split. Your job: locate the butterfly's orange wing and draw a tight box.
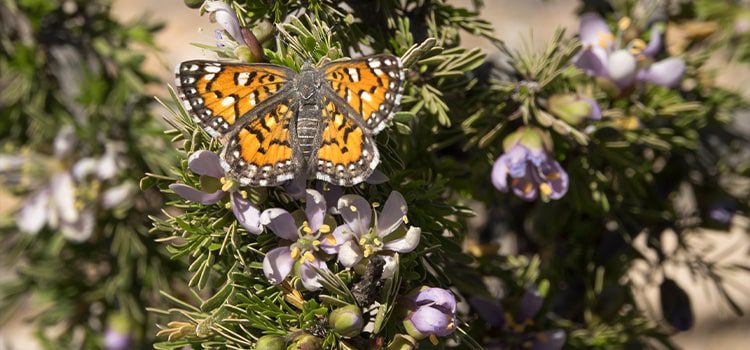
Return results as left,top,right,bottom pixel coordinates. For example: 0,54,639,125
323,55,405,134
221,99,298,187
314,96,378,186
175,61,293,138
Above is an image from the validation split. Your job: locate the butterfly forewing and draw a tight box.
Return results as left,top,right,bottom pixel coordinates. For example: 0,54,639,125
314,96,379,186
221,99,298,187
323,54,405,134
175,61,293,138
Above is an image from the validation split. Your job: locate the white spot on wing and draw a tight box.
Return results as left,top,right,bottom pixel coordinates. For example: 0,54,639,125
203,73,215,81
205,65,221,73
222,96,236,107
237,72,250,85
347,68,360,82
361,91,372,102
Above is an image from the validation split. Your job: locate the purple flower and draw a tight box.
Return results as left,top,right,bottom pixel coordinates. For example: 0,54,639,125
169,150,261,234
470,288,566,350
11,127,124,242
575,13,685,89
203,1,244,47
547,93,601,125
402,286,457,342
104,329,131,350
332,191,421,279
284,170,390,214
492,128,568,201
261,189,336,291
707,199,736,225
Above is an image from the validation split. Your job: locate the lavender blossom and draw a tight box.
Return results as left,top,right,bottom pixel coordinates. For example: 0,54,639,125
261,189,337,291
169,150,261,234
492,128,569,201
575,13,685,90
402,286,457,343
332,191,421,279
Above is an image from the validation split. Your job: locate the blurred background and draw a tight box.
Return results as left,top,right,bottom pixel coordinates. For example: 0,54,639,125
1,0,749,349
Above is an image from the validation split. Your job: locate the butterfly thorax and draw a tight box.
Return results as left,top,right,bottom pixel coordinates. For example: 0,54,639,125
292,67,325,165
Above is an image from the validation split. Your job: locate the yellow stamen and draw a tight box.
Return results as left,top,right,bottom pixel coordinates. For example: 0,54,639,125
372,202,380,208
219,177,227,184
631,38,646,49
303,251,316,262
403,215,409,224
349,205,358,212
359,237,367,245
539,183,553,196
240,190,248,199
597,32,614,48
373,238,382,245
524,182,534,194
363,246,372,258
546,172,561,180
221,180,234,192
429,334,439,346
319,224,331,234
312,240,321,246
224,202,232,209
302,221,312,234
618,17,631,31
290,246,300,259
447,322,455,330
325,235,337,245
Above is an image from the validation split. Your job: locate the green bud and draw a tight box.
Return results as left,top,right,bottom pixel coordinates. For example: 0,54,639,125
502,127,552,153
287,333,321,350
183,0,205,9
548,94,592,125
235,45,262,63
256,335,285,350
329,305,364,338
386,334,418,350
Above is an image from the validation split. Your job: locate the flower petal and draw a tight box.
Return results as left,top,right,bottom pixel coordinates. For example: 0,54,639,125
637,57,685,88
72,158,99,180
262,246,294,285
641,26,662,58
607,50,638,87
468,297,504,327
305,189,327,232
260,208,299,241
299,258,327,291
574,46,609,77
52,172,78,223
383,226,421,253
17,188,50,234
366,169,389,184
531,330,566,350
376,191,408,237
188,150,224,179
541,160,569,200
580,96,601,120
231,192,262,234
337,194,372,236
53,125,76,157
380,254,398,280
319,225,352,254
101,181,136,209
169,183,225,205
284,174,307,200
517,288,544,323
409,305,455,337
60,208,95,242
204,1,244,44
96,145,119,180
511,173,539,201
338,240,363,268
579,13,612,47
491,154,511,191
316,181,343,214
414,287,456,313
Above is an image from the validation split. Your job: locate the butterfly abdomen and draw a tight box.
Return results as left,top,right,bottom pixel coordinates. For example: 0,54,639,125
295,104,323,160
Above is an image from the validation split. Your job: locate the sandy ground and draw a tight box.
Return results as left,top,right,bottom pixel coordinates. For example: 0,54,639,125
1,0,749,349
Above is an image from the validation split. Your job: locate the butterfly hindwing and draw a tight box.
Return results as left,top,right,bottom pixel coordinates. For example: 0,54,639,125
220,99,298,187
314,96,378,186
175,61,293,138
323,54,405,134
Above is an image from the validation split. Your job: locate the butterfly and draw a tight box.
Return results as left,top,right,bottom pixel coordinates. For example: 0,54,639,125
175,55,405,187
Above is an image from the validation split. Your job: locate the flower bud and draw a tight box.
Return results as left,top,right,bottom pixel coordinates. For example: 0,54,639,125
502,127,553,153
287,333,322,350
402,287,456,341
256,335,285,350
329,304,364,338
548,94,600,125
183,0,205,9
